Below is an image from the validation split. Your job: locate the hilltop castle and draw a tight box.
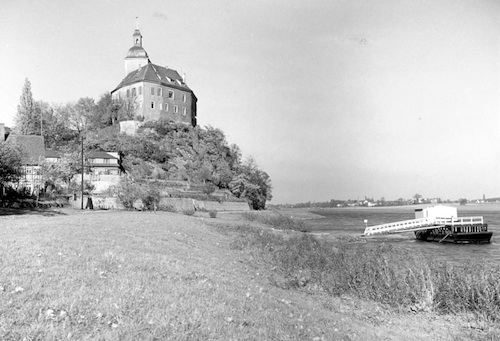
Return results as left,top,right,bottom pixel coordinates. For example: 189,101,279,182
111,29,197,126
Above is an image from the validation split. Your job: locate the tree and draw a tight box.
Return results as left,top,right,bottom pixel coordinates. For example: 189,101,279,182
230,156,273,210
413,193,422,203
111,95,138,122
93,92,115,128
41,152,82,193
0,142,23,185
14,78,39,135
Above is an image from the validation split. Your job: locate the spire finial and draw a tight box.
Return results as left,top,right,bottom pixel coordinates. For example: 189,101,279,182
135,16,139,29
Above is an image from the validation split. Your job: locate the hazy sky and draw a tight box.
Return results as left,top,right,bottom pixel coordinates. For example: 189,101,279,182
2,0,499,204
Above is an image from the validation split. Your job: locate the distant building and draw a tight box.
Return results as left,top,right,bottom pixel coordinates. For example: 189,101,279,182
111,29,198,126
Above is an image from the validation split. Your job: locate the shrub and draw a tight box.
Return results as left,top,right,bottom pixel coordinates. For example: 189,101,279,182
111,177,141,209
140,182,161,210
182,209,195,216
209,210,217,218
158,203,176,212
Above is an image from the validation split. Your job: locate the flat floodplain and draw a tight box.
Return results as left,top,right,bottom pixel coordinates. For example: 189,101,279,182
0,209,498,340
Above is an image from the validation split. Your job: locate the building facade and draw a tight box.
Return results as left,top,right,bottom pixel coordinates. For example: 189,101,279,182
5,134,45,194
111,29,197,126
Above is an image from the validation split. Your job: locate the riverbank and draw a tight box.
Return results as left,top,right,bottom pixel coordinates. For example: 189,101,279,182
0,209,498,340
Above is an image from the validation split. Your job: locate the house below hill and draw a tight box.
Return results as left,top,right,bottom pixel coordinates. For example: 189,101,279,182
5,134,45,194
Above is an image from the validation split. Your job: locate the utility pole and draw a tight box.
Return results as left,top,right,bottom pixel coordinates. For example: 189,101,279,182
81,132,84,209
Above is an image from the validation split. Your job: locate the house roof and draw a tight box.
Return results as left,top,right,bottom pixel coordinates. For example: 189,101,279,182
44,150,119,160
112,62,193,94
88,151,119,160
6,134,45,165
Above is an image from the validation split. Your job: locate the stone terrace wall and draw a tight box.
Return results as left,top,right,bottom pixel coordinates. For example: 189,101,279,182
196,200,250,212
71,196,250,212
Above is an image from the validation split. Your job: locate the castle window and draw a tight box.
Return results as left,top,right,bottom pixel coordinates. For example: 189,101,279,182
126,89,130,98
132,88,136,97
168,90,174,100
159,103,163,110
151,87,154,95
182,94,186,103
139,86,142,95
164,103,169,111
157,88,162,96
182,107,187,116
174,105,178,114
151,101,155,109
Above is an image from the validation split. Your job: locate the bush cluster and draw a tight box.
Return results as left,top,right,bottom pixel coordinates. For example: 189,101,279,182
182,209,195,216
111,178,161,211
231,226,500,321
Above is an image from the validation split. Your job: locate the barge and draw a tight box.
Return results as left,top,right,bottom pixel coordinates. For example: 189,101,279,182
363,206,492,244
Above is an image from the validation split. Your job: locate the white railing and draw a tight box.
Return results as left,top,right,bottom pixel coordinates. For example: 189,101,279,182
363,216,484,236
433,216,483,226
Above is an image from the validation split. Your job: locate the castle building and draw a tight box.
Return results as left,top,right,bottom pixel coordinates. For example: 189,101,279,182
111,29,197,126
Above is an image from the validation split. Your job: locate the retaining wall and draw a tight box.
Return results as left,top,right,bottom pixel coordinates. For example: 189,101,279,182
71,196,250,212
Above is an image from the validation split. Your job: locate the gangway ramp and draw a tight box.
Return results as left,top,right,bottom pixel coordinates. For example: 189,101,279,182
363,218,438,236
363,216,484,236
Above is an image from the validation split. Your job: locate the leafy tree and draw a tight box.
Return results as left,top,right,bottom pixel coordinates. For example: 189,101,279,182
0,142,23,185
112,95,138,122
93,92,115,128
229,157,272,210
41,152,82,193
14,78,39,135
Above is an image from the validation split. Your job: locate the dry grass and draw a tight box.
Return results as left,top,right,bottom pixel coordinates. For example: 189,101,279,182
0,209,498,340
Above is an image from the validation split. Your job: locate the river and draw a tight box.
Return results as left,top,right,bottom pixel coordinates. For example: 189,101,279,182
304,204,500,265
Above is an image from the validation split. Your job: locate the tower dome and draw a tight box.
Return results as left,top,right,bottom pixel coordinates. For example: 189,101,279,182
126,45,149,58
124,29,150,75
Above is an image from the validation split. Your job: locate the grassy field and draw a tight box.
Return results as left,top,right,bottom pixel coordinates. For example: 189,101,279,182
0,208,499,340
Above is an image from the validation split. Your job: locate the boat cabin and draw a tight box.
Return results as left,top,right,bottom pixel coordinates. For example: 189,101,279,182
415,206,457,220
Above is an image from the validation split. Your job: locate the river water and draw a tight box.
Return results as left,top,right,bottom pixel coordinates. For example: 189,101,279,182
305,205,500,265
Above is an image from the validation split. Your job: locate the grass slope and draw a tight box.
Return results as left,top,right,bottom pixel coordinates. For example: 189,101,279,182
0,209,497,340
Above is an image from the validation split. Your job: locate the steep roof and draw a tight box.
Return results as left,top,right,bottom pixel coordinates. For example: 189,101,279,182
6,134,45,165
112,62,193,93
88,151,119,159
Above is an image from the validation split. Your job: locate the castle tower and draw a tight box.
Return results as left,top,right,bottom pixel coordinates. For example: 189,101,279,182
124,29,150,76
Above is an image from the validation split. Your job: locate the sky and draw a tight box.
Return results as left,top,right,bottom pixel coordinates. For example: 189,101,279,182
2,0,499,204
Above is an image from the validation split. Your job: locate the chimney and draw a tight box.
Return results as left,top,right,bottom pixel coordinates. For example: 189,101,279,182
0,123,5,142
182,73,186,83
